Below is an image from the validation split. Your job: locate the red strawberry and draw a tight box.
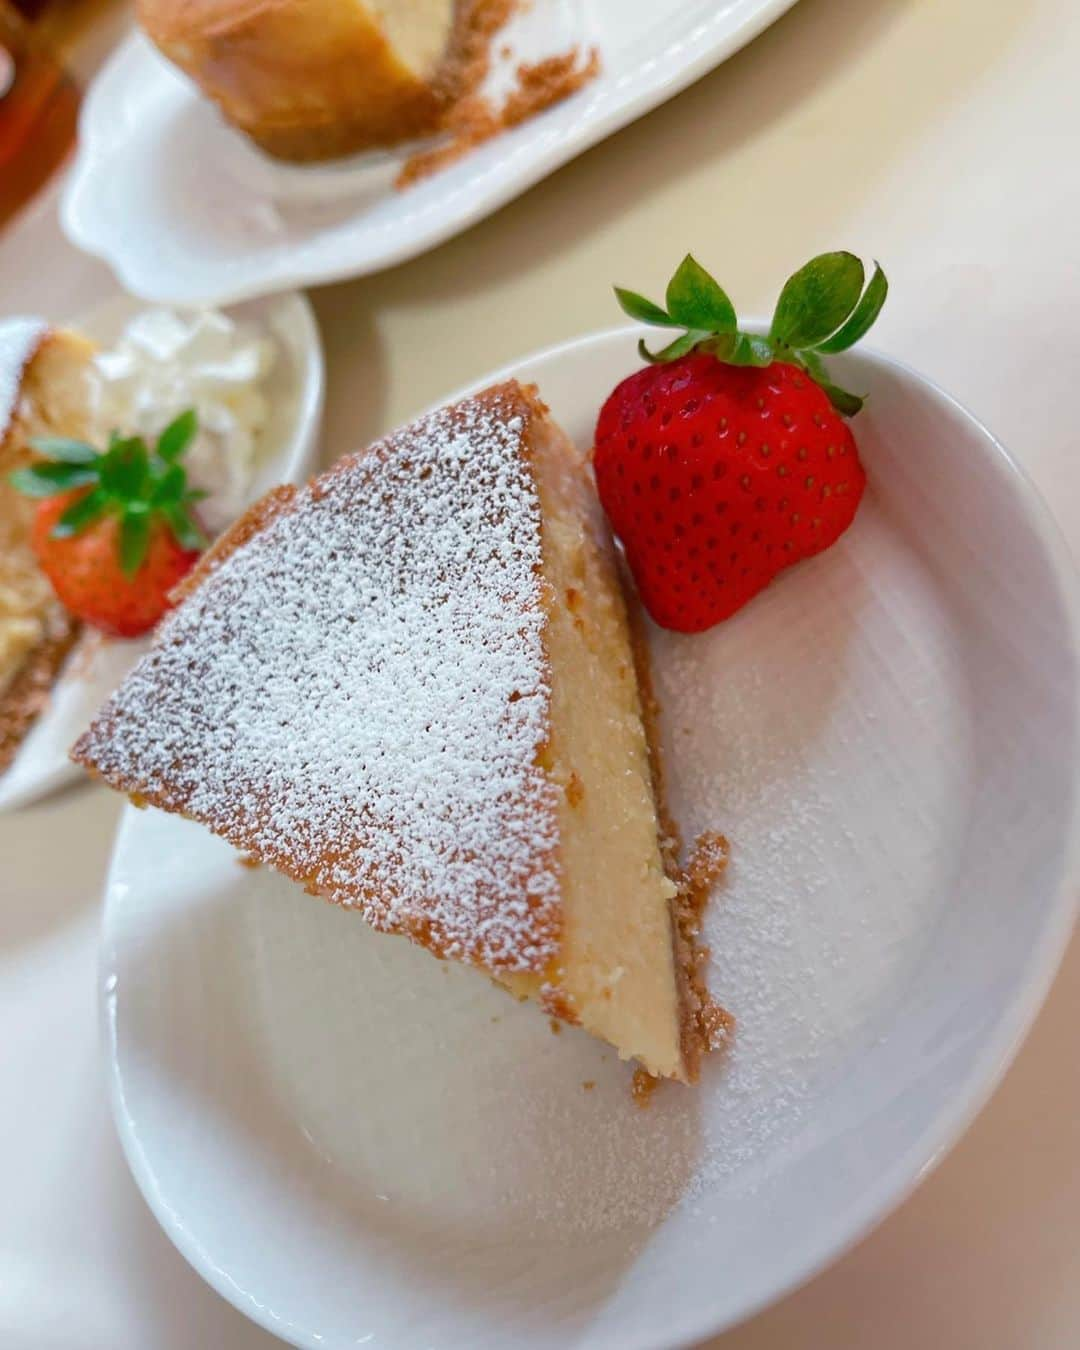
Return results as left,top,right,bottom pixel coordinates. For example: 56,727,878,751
11,410,206,638
594,252,888,633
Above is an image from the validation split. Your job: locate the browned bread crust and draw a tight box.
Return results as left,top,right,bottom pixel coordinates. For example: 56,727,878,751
0,615,78,776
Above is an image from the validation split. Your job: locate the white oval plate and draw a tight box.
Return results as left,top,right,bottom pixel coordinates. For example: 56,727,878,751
61,0,798,306
0,290,324,814
101,329,1080,1348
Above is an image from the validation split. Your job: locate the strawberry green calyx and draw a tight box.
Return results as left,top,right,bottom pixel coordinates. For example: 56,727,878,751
614,252,888,415
9,409,207,576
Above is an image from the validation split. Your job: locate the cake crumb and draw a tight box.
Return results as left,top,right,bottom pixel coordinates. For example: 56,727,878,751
672,831,735,1068
703,1002,736,1051
631,1068,659,1108
549,1017,562,1035
565,771,584,807
582,1080,595,1091
503,48,600,129
237,854,261,870
539,982,580,1025
397,45,601,188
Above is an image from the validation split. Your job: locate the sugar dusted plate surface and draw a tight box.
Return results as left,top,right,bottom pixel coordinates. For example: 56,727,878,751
101,329,1080,1348
61,1,799,305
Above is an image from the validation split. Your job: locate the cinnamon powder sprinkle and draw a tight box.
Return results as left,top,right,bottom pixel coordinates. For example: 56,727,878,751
397,45,601,189
435,0,518,108
503,48,600,128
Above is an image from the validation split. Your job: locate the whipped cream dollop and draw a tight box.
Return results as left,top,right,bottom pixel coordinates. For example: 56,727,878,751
89,309,277,533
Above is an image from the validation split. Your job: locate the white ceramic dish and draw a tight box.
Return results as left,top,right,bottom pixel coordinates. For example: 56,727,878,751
0,290,323,814
100,328,1080,1348
61,1,799,306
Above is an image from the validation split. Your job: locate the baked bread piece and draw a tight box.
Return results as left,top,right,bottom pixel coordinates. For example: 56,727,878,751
0,321,94,772
137,0,495,162
74,381,713,1080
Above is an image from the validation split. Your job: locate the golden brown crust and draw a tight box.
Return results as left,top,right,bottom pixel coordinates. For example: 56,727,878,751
0,616,78,775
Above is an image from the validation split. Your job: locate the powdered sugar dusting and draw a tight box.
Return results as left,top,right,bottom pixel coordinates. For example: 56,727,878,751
78,386,563,972
0,318,48,445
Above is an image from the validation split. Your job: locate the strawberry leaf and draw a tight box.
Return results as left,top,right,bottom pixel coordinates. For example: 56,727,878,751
9,462,99,496
817,381,864,416
119,510,151,577
814,262,889,353
664,255,737,334
800,349,865,414
770,252,865,350
163,502,206,552
616,253,888,418
51,487,111,538
157,409,198,462
28,436,100,465
638,330,712,364
615,288,680,328
99,438,150,499
152,463,188,505
12,409,207,568
709,331,775,367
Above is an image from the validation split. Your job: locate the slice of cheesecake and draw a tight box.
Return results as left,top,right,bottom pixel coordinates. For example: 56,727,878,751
0,320,95,772
137,0,502,162
73,381,713,1080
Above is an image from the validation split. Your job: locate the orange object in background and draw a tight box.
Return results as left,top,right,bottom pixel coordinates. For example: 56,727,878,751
0,0,80,229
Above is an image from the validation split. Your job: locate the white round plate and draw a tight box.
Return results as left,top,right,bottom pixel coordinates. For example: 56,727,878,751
0,290,324,814
101,329,1080,1349
61,1,798,306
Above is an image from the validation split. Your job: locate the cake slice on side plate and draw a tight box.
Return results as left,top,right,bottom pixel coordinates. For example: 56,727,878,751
73,381,719,1081
0,319,96,773
136,0,502,162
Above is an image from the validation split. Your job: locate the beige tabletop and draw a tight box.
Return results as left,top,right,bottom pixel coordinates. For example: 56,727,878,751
2,0,1079,1345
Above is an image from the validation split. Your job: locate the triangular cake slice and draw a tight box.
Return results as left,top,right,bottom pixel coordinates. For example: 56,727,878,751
74,381,712,1080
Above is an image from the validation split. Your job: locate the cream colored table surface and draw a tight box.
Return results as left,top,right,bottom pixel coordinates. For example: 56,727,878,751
2,1,1079,1346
